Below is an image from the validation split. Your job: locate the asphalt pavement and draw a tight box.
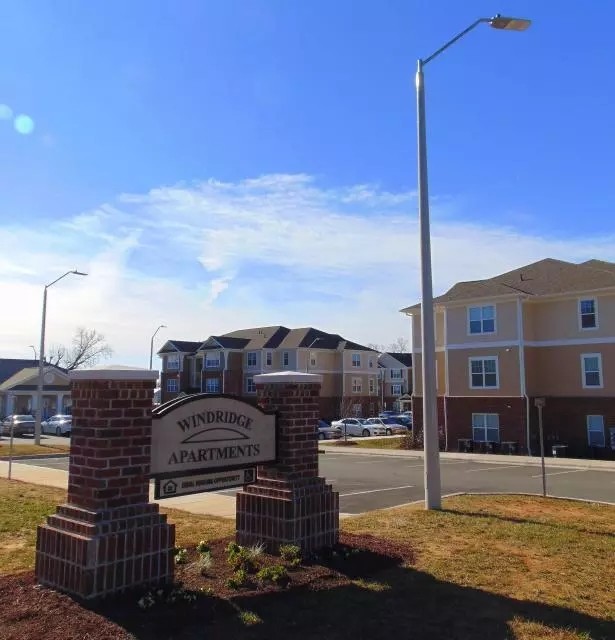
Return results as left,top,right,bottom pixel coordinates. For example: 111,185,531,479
15,451,615,514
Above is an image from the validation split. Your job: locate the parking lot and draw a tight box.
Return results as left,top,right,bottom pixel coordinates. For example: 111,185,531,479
14,449,615,514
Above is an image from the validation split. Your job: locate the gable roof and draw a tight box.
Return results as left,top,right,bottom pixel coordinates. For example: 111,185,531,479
0,365,69,391
401,258,615,312
158,340,204,354
0,359,39,385
386,352,412,367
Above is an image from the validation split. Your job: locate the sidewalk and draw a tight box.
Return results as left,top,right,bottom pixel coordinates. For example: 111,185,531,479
319,442,615,470
0,460,236,519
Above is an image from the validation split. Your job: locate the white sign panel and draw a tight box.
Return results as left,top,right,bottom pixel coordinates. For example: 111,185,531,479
150,394,276,477
154,468,256,500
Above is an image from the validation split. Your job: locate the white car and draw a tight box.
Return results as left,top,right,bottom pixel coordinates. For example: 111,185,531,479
365,417,408,436
42,414,72,436
331,418,387,437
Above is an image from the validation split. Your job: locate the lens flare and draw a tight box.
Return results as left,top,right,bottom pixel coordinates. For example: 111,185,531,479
14,114,35,135
0,104,13,120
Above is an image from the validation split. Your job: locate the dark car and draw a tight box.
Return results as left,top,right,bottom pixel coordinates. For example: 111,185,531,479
317,419,342,440
1,414,35,437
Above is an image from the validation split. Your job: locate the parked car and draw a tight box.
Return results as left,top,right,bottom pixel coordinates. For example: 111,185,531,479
378,410,397,419
331,418,387,437
365,417,408,436
1,414,35,437
42,414,72,437
317,420,342,440
394,415,413,429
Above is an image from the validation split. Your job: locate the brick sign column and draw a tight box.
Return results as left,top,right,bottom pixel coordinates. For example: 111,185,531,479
236,372,339,552
35,366,175,599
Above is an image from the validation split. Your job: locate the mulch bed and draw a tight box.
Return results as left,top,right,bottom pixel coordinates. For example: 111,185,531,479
0,533,414,640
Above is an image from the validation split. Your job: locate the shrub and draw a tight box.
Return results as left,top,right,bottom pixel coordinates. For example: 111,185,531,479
238,610,262,626
196,540,210,554
198,551,213,576
256,564,289,587
226,542,258,573
174,548,188,565
227,568,248,590
279,544,302,567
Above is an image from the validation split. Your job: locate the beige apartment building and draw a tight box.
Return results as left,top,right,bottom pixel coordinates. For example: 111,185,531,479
158,326,409,420
403,259,615,458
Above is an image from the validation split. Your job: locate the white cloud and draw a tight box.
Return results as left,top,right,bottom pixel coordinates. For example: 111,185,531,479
1,174,614,366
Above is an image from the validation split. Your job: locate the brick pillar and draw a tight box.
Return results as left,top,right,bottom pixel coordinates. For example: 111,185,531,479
236,372,339,553
35,366,175,599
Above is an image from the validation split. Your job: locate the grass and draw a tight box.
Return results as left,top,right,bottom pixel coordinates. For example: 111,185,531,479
0,442,71,457
1,479,613,639
350,436,406,449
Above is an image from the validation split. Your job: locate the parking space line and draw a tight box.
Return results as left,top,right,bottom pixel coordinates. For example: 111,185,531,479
465,465,527,473
339,485,415,497
531,469,587,478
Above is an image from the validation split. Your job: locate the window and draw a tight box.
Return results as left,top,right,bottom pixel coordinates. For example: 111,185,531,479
166,355,179,370
310,352,317,367
245,377,256,394
587,415,605,447
368,358,374,369
390,369,403,380
468,305,496,334
352,353,361,367
352,378,362,393
282,351,289,367
369,378,375,394
581,354,603,388
352,404,361,417
205,378,220,393
579,299,597,329
205,353,220,368
265,351,272,367
469,357,499,388
472,414,500,442
392,383,402,395
247,351,257,368
166,378,179,392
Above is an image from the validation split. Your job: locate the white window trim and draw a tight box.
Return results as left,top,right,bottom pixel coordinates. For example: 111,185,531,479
369,378,375,394
245,377,256,394
391,383,402,395
352,377,362,393
468,356,499,390
166,378,179,392
246,351,257,368
586,415,605,447
205,378,220,394
581,353,603,389
309,352,317,368
166,355,180,370
205,352,220,368
467,304,497,336
471,413,500,443
578,297,599,331
390,368,403,380
351,353,361,368
282,351,290,367
264,351,273,367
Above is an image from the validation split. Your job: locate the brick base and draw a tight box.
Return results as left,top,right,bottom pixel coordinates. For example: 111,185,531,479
35,503,175,599
236,476,339,553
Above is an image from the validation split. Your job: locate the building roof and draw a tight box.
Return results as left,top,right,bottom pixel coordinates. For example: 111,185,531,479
158,340,204,354
0,359,39,385
386,352,412,367
0,365,69,392
401,258,615,312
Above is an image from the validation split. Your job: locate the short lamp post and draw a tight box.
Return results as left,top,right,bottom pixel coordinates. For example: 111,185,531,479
35,270,88,445
149,325,167,371
535,397,547,497
416,14,531,510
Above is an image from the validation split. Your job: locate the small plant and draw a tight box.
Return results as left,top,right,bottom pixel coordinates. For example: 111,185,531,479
196,540,210,554
226,543,258,572
227,568,249,590
198,586,214,597
238,610,262,626
279,544,302,567
174,548,188,565
256,564,289,587
247,542,266,561
198,551,214,576
137,584,198,609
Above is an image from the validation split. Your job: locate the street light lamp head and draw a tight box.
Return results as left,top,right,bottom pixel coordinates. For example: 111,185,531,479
72,270,88,276
489,15,531,31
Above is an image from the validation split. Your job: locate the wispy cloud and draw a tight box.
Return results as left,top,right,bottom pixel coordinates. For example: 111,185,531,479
1,174,614,365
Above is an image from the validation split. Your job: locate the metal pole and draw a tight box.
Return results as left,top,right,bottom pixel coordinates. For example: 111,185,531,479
149,334,155,370
8,421,15,480
416,59,442,510
538,405,547,497
34,286,47,445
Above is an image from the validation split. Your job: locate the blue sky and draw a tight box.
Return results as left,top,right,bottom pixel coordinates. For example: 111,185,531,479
1,1,615,365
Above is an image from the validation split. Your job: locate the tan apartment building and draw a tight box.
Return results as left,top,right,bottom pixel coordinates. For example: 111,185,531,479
403,259,615,459
158,326,402,420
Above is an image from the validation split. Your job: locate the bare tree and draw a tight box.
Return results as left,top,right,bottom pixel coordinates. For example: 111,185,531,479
367,343,386,353
47,328,113,370
388,337,409,353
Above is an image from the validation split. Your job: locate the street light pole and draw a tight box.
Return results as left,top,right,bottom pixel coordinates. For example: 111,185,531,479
35,270,88,444
416,14,531,510
149,325,167,370
305,337,322,373
28,345,37,360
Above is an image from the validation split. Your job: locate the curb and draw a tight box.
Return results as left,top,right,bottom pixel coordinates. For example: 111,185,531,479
0,453,70,461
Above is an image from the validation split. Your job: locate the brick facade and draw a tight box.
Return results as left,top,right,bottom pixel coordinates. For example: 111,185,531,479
236,372,339,553
35,368,175,599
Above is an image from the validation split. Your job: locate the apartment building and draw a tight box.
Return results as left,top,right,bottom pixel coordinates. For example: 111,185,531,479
158,326,395,420
377,352,412,411
403,259,615,458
